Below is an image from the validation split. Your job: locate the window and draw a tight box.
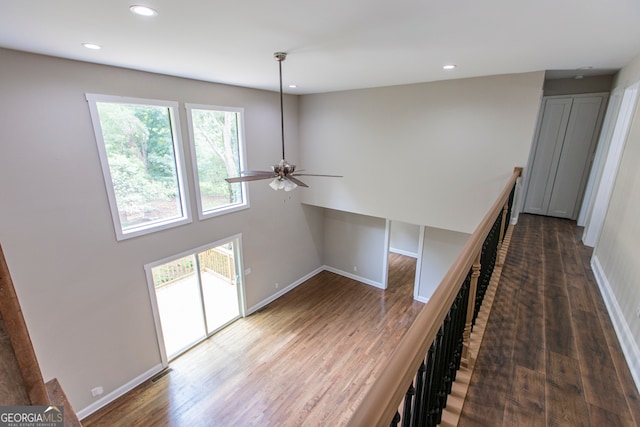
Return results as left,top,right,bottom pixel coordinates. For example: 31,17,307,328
186,104,248,219
87,94,191,240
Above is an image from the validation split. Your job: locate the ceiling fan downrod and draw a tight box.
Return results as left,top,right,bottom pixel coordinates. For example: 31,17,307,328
224,51,342,191
275,52,287,161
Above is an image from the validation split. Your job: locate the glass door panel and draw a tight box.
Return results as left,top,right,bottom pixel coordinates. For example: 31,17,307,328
199,242,241,334
151,254,206,359
148,237,244,362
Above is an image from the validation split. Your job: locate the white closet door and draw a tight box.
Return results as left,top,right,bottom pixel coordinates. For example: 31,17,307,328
547,95,605,219
523,98,573,215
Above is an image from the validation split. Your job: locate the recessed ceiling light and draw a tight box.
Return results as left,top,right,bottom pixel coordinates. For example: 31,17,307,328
82,43,102,50
443,64,456,70
129,5,158,16
288,84,297,88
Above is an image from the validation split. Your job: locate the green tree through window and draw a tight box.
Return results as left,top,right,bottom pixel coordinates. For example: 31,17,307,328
187,105,247,218
87,95,191,239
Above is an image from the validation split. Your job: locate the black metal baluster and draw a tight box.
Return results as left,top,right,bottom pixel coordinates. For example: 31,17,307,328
454,278,470,371
449,289,464,387
443,306,456,397
402,383,415,427
390,411,401,427
420,345,436,427
474,212,502,324
434,324,449,426
428,328,444,427
473,236,489,325
413,360,427,427
503,184,516,240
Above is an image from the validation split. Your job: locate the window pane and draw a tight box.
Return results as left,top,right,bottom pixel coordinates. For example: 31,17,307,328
151,255,206,358
190,108,245,215
95,102,183,232
198,243,240,334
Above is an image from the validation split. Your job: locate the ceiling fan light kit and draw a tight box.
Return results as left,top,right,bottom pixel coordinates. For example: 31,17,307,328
225,52,341,191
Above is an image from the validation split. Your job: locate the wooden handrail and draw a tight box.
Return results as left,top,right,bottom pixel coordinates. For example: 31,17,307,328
347,167,522,427
0,244,49,405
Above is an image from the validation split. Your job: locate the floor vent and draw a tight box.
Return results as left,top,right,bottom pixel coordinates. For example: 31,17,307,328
151,368,173,383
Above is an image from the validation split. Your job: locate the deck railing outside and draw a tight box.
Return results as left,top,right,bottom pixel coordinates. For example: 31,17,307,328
151,246,235,287
347,167,522,427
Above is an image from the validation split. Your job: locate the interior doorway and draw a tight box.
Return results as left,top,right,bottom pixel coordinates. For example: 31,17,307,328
387,220,422,300
523,93,608,219
145,235,245,363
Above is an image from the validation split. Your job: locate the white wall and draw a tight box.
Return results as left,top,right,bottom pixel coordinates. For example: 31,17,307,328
0,48,326,414
416,227,471,302
592,52,640,390
0,48,552,415
389,221,420,258
322,208,387,288
298,71,545,234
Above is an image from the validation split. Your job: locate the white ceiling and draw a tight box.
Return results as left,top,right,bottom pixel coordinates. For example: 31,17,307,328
1,0,639,94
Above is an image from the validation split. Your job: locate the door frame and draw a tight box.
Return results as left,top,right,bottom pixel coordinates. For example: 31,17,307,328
577,87,624,226
144,233,246,367
582,81,640,246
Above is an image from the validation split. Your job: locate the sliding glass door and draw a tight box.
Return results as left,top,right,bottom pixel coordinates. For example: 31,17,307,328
146,236,244,361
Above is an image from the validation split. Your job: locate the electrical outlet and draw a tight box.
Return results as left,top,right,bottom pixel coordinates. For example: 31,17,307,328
353,266,358,272
91,386,103,397
636,304,640,319
275,283,279,289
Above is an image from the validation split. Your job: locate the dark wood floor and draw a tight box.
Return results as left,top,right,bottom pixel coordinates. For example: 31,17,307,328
83,253,422,426
459,214,640,427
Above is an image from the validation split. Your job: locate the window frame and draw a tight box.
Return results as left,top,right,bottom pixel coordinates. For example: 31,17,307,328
185,103,249,220
86,93,192,240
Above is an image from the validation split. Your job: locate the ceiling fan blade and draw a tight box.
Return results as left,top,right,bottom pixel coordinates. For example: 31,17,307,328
241,170,273,175
291,173,343,178
286,176,309,188
226,173,274,183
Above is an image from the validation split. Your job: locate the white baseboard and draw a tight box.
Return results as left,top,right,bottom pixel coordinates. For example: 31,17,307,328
77,363,164,420
247,264,388,315
323,265,384,289
389,248,418,258
415,296,429,304
246,266,325,315
510,212,519,225
591,255,640,393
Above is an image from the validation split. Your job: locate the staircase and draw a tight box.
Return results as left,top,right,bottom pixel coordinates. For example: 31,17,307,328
0,244,81,426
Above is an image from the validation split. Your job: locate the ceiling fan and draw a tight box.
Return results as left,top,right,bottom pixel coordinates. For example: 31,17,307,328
225,52,341,191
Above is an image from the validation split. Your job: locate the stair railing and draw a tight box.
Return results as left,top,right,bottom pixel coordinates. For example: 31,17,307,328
0,244,82,425
347,167,522,427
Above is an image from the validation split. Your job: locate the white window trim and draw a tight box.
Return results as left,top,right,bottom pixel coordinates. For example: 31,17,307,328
86,93,192,240
185,103,249,220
